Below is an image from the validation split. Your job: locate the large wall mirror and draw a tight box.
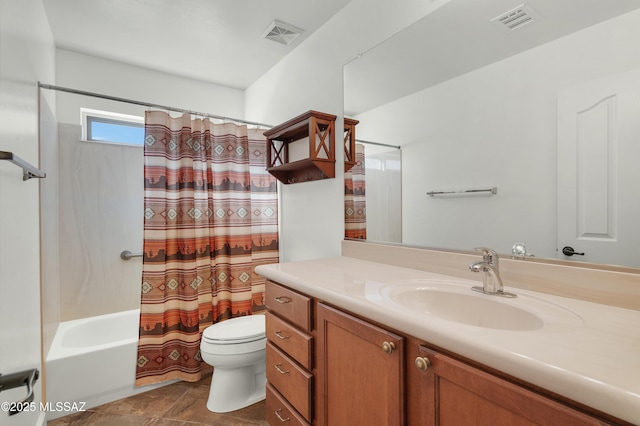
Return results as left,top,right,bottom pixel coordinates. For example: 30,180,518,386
344,0,640,269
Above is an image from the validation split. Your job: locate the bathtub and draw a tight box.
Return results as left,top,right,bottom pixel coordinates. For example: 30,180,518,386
45,309,173,420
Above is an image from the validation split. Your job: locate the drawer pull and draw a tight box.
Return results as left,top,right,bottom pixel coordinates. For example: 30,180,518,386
274,363,290,374
274,296,291,304
274,331,290,340
275,408,291,422
415,356,431,372
382,341,396,354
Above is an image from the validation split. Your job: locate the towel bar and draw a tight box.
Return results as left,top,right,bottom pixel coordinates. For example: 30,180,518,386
0,151,46,181
427,187,497,197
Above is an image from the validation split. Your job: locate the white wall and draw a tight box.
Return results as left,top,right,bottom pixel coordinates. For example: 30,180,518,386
55,49,245,125
0,0,55,423
245,0,451,261
355,8,640,259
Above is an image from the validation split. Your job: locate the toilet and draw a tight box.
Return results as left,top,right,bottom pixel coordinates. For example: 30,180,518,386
199,315,267,413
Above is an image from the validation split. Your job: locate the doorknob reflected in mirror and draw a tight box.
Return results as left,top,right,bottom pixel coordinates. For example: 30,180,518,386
562,246,585,256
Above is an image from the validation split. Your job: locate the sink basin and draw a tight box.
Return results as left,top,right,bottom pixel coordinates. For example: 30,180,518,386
379,280,583,331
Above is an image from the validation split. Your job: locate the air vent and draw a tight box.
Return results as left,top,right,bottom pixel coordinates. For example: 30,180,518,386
491,4,540,31
262,20,304,46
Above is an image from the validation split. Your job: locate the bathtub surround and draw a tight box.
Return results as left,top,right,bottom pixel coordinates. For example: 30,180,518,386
136,112,278,386
57,123,144,320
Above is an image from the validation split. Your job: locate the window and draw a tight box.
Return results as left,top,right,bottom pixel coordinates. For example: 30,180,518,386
81,108,144,146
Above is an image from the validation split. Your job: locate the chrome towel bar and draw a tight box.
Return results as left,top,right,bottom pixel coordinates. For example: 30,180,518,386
427,187,497,197
0,151,46,181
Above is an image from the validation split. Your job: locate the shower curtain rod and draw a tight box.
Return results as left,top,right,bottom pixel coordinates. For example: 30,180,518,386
356,139,401,150
38,82,273,129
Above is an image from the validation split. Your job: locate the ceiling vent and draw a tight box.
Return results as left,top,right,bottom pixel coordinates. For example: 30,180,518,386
491,4,540,31
263,20,304,46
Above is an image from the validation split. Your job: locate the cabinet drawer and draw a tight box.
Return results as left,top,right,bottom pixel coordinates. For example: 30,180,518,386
266,281,312,331
266,311,313,370
266,383,311,426
266,342,313,422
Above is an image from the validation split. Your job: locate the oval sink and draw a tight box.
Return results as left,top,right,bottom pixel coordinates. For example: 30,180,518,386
379,280,583,331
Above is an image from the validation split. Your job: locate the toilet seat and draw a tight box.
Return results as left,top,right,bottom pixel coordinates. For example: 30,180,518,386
202,315,265,345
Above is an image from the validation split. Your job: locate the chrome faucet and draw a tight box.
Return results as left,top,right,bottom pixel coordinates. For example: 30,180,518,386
469,247,516,298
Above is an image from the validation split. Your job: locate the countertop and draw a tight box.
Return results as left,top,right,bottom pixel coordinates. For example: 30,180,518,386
255,256,640,425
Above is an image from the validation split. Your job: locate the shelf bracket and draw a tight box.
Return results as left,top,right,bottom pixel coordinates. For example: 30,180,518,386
0,151,46,181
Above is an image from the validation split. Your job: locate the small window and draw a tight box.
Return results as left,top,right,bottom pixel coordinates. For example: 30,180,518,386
81,108,144,146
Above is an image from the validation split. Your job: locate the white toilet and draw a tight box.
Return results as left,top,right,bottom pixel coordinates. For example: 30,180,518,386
200,315,267,413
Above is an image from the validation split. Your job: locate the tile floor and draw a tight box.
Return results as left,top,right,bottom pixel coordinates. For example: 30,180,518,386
47,372,268,426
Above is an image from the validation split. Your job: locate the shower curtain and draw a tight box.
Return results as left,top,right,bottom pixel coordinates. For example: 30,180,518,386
135,111,278,386
345,143,366,239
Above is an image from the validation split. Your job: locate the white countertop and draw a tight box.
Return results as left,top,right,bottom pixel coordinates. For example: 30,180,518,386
256,256,640,425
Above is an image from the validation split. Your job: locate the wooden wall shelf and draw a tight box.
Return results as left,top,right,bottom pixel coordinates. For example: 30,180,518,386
343,117,359,172
264,110,337,184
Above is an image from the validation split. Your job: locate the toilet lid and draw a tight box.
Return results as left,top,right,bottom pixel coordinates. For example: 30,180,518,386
202,315,265,344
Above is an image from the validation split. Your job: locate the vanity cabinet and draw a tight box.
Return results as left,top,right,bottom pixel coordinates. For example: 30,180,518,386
265,281,314,425
264,280,620,426
316,303,405,425
411,345,604,425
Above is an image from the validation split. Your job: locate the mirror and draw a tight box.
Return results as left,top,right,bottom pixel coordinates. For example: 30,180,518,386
344,0,640,269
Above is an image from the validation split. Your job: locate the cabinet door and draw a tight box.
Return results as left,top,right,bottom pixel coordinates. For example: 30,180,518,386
316,303,404,426
415,346,602,426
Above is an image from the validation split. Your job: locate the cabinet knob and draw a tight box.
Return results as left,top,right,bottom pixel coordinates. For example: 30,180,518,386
274,296,291,304
382,341,396,354
415,356,431,371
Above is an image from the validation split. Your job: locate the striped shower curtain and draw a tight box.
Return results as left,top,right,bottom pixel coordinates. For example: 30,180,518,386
135,111,278,386
345,143,366,239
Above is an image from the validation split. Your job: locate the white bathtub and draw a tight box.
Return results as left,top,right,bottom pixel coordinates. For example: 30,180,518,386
45,309,173,420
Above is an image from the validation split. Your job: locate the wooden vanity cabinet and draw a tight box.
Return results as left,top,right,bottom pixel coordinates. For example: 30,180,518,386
264,280,620,426
265,281,314,425
316,303,405,426
409,344,611,426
